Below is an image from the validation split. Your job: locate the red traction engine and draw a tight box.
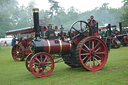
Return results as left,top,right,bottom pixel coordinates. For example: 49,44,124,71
25,8,110,78
6,27,34,61
116,22,128,46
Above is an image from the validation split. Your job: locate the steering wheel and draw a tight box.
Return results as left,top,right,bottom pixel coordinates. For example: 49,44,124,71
69,20,90,45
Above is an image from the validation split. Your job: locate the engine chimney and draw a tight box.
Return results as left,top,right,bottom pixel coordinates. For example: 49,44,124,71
33,8,40,38
108,24,111,36
119,22,122,34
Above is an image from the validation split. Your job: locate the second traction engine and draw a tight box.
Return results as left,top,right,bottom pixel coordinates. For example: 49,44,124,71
25,8,109,78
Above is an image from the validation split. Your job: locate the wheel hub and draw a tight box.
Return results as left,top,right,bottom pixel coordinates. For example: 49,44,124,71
91,51,95,56
40,63,45,68
16,51,19,55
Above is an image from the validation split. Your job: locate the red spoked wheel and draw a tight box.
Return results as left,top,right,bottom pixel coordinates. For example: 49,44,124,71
122,37,128,46
30,52,54,78
12,44,25,61
25,53,33,72
76,37,108,71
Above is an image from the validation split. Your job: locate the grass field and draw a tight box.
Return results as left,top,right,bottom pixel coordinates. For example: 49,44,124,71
0,46,128,85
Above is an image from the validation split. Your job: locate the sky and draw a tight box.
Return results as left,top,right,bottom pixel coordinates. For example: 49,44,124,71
17,0,124,12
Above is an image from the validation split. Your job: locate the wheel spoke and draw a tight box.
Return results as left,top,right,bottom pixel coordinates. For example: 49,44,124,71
40,55,43,62
96,51,105,55
33,65,39,70
44,56,48,62
37,68,41,73
82,56,88,61
94,42,99,49
35,58,40,63
81,53,89,56
72,27,81,33
80,21,82,30
82,48,88,52
45,65,52,67
93,57,95,66
45,68,49,72
84,57,91,64
33,62,39,65
95,47,100,52
95,55,101,59
72,33,81,39
92,41,94,48
94,57,101,65
84,44,90,50
89,58,92,68
83,29,88,33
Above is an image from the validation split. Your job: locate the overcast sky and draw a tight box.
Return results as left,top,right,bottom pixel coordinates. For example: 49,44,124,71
17,0,123,12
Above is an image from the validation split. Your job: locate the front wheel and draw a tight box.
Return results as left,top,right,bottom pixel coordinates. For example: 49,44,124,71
30,52,54,77
25,53,33,72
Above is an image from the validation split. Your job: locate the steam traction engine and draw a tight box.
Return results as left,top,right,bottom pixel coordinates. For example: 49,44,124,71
99,25,121,48
6,27,34,61
116,22,128,46
25,8,110,77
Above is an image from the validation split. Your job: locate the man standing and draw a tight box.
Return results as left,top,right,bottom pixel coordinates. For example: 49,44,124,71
88,16,97,36
11,36,16,46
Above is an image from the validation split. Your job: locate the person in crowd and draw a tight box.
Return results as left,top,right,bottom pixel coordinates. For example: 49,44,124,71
11,36,17,46
88,16,97,36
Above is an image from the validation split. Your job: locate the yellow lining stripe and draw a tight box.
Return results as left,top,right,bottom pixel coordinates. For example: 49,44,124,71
47,40,51,53
69,41,72,50
59,40,62,53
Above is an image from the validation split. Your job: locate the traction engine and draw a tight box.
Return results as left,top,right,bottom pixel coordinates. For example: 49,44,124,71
6,27,34,61
25,8,111,78
116,22,128,46
99,25,121,48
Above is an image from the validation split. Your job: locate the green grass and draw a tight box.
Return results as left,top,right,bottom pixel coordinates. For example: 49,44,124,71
0,46,128,85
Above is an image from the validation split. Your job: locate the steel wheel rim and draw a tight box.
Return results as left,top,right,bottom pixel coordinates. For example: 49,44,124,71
12,44,24,61
30,52,54,77
25,53,33,72
79,37,108,71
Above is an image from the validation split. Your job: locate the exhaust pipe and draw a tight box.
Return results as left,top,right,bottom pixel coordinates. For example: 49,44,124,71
108,24,111,37
119,22,122,34
33,8,40,38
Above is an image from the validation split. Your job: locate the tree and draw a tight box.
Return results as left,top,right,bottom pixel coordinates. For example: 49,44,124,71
0,0,18,37
13,6,33,29
121,0,128,26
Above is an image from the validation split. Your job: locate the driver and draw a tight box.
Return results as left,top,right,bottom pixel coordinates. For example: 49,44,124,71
88,16,97,36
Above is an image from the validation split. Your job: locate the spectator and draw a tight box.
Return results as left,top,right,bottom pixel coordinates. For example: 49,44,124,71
88,16,97,36
4,41,8,46
11,36,16,46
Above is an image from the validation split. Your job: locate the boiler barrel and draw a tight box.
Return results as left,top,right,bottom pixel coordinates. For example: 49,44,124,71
43,39,72,54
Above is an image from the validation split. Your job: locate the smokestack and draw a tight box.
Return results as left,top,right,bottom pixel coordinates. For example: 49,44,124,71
119,22,122,34
33,8,40,38
108,24,111,52
108,24,111,36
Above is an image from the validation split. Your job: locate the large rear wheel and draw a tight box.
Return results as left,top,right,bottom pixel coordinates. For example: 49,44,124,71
76,37,108,71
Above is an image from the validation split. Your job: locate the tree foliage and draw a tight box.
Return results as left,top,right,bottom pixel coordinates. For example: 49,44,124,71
0,0,18,37
121,0,128,26
0,1,125,37
52,3,122,30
